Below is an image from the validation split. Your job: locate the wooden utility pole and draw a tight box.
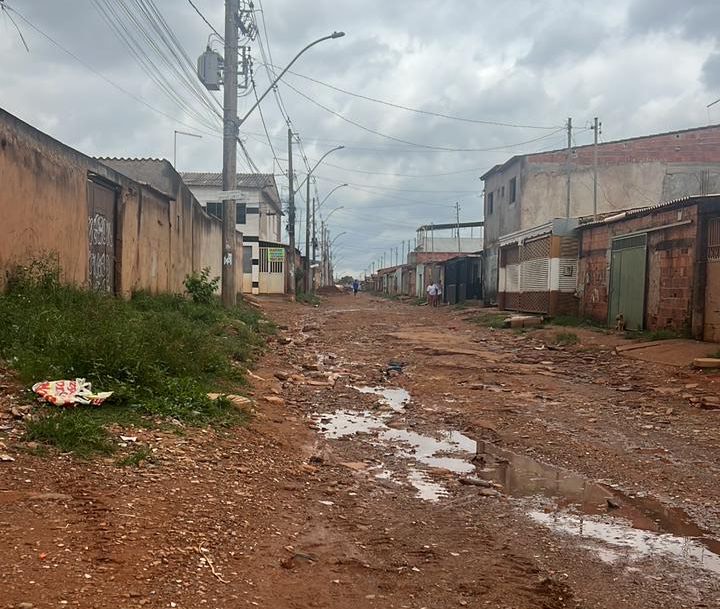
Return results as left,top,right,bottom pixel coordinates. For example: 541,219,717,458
287,128,296,297
565,117,572,218
221,0,239,307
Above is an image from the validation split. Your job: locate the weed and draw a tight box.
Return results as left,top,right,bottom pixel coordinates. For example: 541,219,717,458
117,445,156,467
552,331,580,346
184,267,220,305
627,328,685,342
547,315,602,329
296,293,320,306
471,313,508,329
25,409,115,459
0,262,265,456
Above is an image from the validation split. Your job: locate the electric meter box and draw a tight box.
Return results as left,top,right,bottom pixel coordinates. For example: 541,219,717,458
197,49,223,91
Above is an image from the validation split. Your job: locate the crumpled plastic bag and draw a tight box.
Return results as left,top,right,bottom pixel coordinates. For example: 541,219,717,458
31,379,113,406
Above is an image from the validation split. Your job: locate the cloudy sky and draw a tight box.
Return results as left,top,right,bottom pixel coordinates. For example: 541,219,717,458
2,0,720,277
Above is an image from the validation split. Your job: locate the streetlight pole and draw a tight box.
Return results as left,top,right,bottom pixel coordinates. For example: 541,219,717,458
221,0,240,308
298,147,344,293
320,206,344,287
173,130,202,169
313,183,347,290
215,24,345,306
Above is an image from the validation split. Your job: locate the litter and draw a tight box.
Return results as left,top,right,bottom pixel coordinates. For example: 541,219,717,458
32,379,112,406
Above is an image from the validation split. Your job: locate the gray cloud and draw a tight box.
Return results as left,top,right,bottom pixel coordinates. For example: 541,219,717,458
1,0,720,276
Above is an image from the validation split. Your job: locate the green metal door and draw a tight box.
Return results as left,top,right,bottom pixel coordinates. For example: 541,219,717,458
608,234,647,331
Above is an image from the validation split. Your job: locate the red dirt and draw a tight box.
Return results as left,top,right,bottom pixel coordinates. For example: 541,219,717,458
2,294,720,609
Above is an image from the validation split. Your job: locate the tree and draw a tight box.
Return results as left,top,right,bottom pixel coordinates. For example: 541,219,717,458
338,275,354,285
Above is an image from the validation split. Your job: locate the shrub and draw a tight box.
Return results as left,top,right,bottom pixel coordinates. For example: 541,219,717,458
184,267,220,304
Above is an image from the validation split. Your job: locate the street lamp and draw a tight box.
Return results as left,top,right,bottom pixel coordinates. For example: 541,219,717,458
173,130,202,168
216,28,345,306
319,206,344,287
298,147,345,293
311,183,348,289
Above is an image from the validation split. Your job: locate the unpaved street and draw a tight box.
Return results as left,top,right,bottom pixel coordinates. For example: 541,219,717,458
3,293,720,608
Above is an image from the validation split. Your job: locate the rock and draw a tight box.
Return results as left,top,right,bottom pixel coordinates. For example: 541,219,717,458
606,497,622,510
693,358,720,369
277,336,293,345
0,453,15,462
29,493,72,501
459,477,494,488
274,371,290,381
302,324,320,332
264,396,285,406
17,603,34,609
477,488,501,497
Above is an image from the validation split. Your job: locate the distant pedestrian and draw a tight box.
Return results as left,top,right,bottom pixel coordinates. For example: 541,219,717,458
436,281,443,306
426,282,438,307
352,278,360,296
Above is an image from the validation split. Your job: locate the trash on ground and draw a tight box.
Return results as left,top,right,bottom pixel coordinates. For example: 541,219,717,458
31,379,113,406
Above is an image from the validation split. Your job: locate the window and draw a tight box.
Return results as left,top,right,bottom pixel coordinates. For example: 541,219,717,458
242,245,253,273
205,202,246,225
487,191,494,215
501,185,505,199
206,201,222,220
236,203,246,225
509,177,517,204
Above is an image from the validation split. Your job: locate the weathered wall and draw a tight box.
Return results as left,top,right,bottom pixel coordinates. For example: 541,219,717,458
0,111,90,288
0,109,237,298
577,203,701,332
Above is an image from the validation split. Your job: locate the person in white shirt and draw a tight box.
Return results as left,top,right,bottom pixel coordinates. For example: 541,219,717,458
426,282,438,307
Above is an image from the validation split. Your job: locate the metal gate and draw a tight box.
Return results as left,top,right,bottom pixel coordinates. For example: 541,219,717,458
258,246,285,294
704,218,720,341
87,179,117,293
608,234,647,330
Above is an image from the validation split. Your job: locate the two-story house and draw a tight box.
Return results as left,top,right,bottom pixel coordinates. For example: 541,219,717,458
181,172,284,295
481,124,720,306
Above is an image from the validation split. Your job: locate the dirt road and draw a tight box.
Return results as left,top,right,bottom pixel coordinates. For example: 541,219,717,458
2,293,720,608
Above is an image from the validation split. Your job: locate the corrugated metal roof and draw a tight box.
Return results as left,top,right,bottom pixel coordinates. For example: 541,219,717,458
577,194,720,229
180,172,275,188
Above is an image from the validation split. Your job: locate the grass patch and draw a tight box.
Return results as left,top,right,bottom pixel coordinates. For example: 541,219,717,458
547,315,603,329
25,409,115,458
0,259,268,456
116,445,156,467
552,331,580,346
296,292,320,306
627,328,685,342
470,313,508,329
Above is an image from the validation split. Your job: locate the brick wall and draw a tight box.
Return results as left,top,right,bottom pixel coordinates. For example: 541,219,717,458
531,125,720,168
578,204,699,330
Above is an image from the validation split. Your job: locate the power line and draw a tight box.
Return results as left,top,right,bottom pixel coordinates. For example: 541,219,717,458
3,3,223,138
269,64,560,130
278,78,567,153
186,0,222,39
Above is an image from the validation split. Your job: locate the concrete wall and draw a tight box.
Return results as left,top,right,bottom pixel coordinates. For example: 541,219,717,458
0,108,239,297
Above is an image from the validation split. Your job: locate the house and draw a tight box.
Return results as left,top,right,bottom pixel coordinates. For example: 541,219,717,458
181,172,284,295
0,107,239,297
497,218,580,315
576,195,720,340
441,254,483,305
410,222,484,298
482,124,720,304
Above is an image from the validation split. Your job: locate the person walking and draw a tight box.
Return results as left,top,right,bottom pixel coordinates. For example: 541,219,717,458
352,278,360,297
426,281,438,307
436,281,443,307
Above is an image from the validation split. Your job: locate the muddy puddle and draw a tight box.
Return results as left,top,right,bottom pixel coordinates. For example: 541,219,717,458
354,386,410,411
314,398,475,501
476,443,720,575
315,392,720,574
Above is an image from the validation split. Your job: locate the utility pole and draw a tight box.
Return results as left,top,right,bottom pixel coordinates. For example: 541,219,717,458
565,116,572,219
304,171,311,293
592,116,601,220
311,196,317,290
455,202,461,252
287,128,296,297
221,0,240,307
401,241,405,265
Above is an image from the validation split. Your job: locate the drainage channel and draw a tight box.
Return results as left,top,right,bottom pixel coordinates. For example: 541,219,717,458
314,387,720,575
